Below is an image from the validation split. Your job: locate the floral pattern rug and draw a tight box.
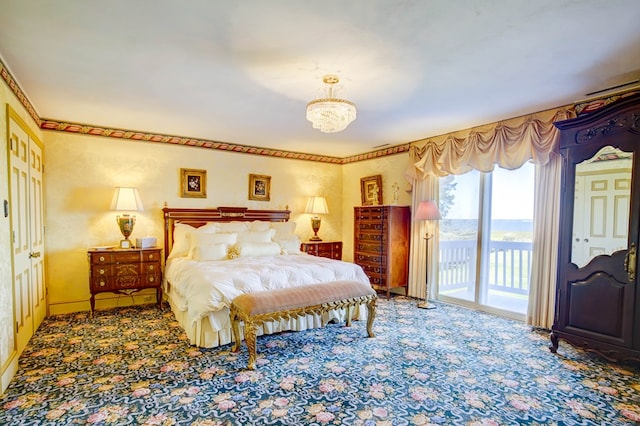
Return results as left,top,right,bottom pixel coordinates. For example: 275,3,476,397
1,297,640,425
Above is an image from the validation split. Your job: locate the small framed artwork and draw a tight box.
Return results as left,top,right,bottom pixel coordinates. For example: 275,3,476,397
248,174,271,201
361,175,383,206
180,168,207,198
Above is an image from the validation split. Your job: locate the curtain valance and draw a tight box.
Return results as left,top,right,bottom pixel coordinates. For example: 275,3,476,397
408,107,574,178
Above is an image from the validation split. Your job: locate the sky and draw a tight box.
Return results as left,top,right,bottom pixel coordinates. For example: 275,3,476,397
443,163,535,220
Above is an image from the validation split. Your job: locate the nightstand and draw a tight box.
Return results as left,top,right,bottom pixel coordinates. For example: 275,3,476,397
87,247,162,312
300,241,342,260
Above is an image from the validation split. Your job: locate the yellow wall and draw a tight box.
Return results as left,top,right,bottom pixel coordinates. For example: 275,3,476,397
341,155,413,262
0,68,414,319
43,131,346,314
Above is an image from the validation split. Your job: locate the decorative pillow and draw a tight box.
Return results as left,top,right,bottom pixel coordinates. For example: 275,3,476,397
188,232,237,258
168,223,196,259
234,241,281,257
248,220,271,232
270,221,297,239
236,229,276,243
191,243,228,261
217,221,250,233
275,235,302,254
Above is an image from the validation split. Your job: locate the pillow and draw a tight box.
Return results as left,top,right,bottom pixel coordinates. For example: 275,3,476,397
191,243,228,261
236,229,276,243
270,221,297,239
188,232,238,258
234,241,281,257
168,223,196,259
217,221,249,233
248,220,271,232
198,222,220,234
275,235,302,255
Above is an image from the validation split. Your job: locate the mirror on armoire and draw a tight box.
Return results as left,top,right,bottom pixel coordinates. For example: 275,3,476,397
571,145,632,267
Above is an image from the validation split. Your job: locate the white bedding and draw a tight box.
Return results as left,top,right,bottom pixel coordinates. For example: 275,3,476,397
165,254,370,328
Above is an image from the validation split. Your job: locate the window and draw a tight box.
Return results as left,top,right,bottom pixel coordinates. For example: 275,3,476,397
438,163,534,318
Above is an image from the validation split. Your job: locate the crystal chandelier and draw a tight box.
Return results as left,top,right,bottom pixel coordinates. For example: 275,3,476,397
306,75,356,133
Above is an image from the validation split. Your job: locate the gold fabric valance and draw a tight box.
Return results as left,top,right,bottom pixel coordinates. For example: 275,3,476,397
408,107,574,179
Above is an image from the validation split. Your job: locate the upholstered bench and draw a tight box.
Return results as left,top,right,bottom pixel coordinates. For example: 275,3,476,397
230,280,377,369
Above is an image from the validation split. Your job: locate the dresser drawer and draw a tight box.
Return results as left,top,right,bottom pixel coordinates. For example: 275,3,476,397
91,263,142,278
355,252,387,265
356,242,384,253
356,222,387,232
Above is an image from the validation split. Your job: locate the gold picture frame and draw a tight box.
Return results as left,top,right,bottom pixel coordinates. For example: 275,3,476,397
361,175,383,205
248,174,271,201
180,168,207,198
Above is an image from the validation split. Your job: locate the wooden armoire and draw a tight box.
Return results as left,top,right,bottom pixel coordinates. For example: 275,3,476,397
354,205,410,298
550,92,640,362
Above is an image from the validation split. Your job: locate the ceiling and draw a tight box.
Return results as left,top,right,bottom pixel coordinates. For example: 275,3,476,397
1,1,639,158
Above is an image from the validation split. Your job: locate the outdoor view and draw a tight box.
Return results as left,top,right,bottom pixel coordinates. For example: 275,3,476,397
438,164,534,316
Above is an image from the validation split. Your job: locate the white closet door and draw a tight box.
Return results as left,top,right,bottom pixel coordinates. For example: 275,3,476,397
8,114,46,356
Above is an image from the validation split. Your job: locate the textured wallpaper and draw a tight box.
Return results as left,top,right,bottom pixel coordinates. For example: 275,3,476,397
43,132,344,314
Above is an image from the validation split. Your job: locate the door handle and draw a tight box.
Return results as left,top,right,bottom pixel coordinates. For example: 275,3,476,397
29,251,41,259
624,243,636,282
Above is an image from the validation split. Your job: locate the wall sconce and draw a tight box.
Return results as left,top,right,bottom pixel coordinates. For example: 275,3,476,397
110,187,143,249
415,200,441,309
305,196,329,241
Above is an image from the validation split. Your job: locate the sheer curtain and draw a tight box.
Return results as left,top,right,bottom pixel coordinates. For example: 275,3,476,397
405,108,574,327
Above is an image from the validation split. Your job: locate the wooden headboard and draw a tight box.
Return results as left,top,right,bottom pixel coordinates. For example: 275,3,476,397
162,206,291,259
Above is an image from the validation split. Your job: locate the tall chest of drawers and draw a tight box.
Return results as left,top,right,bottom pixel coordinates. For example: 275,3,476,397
354,205,410,298
88,247,162,312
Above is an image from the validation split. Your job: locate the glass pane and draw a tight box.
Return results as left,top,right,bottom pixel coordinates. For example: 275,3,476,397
483,164,534,314
571,146,632,267
438,170,480,302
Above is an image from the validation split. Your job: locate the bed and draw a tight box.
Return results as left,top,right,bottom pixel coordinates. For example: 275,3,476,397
162,206,371,348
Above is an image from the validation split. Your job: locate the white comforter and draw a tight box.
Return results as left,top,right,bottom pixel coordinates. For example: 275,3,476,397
165,254,370,325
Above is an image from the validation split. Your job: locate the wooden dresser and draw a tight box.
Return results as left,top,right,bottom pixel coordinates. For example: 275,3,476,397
354,205,410,298
300,241,342,260
88,247,162,312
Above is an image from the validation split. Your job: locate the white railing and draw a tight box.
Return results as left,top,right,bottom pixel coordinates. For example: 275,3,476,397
438,240,532,295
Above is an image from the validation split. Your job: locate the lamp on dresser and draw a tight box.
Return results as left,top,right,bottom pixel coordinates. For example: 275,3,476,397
415,200,441,309
110,187,143,249
305,196,329,241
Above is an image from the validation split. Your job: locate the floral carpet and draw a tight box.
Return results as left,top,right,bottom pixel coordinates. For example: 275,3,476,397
1,297,640,425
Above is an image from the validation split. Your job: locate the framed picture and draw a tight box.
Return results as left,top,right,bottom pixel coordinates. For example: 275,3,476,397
180,168,207,198
361,175,383,205
248,174,271,201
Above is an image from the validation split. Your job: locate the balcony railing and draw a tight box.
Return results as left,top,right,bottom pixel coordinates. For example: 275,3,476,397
438,239,532,296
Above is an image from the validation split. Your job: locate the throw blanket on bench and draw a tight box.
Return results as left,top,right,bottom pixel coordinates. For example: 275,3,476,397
230,280,377,369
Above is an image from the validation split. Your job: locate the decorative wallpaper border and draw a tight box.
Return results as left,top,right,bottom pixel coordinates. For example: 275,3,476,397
1,57,408,165
0,59,41,127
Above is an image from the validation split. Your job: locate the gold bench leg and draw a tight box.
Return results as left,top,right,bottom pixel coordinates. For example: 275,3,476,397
230,309,241,353
245,320,257,370
366,299,376,338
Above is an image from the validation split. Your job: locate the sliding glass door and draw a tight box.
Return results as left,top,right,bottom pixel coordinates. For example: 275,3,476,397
437,164,534,319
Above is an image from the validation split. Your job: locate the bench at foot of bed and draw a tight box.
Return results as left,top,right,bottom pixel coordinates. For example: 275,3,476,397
229,280,377,369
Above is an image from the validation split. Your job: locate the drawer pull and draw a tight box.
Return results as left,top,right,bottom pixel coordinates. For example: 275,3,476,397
149,265,155,271
149,254,154,259
99,256,105,262
99,269,105,275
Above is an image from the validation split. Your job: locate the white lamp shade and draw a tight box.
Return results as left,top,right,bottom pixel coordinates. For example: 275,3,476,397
110,187,144,212
305,196,329,215
415,200,441,221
